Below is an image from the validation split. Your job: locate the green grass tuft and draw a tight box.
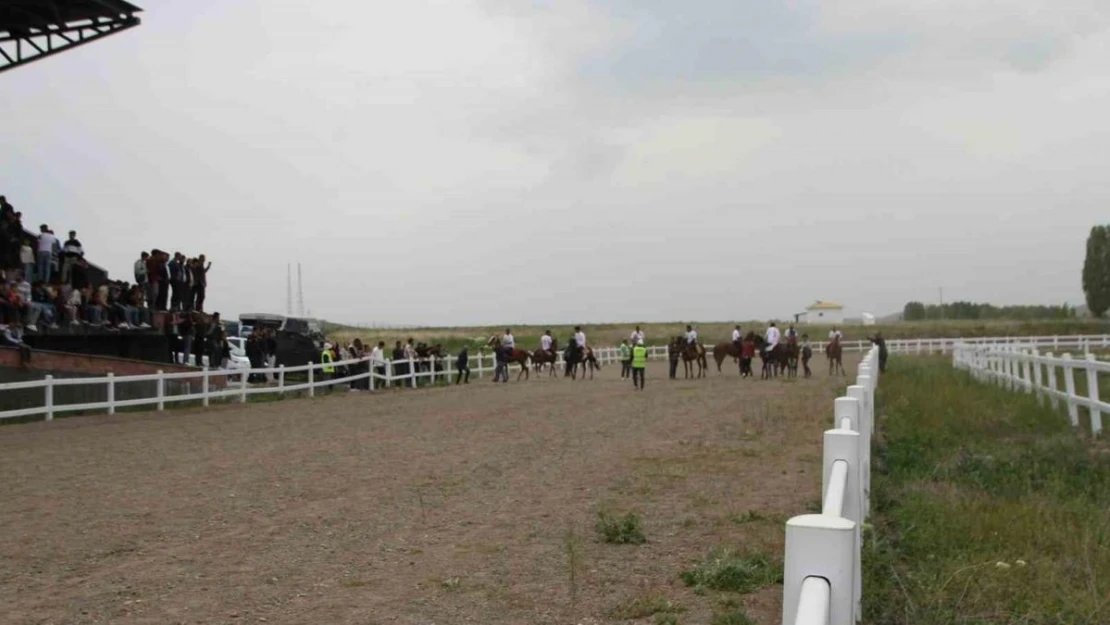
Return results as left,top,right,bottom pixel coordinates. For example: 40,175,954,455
596,510,648,545
679,549,781,593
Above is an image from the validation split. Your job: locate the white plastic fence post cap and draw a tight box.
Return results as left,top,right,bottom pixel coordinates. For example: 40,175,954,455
786,514,855,531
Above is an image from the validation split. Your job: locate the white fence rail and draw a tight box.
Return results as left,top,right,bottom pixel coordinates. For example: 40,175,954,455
783,346,879,625
953,343,1105,436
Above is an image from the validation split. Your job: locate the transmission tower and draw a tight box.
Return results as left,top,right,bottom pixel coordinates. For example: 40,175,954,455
286,264,293,315
297,262,305,317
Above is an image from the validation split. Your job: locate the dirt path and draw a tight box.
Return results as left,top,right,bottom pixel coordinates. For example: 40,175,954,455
0,357,858,625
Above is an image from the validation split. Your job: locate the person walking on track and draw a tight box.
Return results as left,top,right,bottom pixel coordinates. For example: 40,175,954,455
631,340,648,390
619,339,632,379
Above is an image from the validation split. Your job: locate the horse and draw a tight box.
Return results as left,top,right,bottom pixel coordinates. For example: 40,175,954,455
783,337,800,378
671,336,707,379
532,338,560,376
487,336,531,381
712,341,743,374
826,336,845,376
754,335,786,380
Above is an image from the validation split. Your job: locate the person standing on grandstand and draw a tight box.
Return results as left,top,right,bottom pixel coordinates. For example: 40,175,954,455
36,225,56,285
193,255,211,312
60,231,83,284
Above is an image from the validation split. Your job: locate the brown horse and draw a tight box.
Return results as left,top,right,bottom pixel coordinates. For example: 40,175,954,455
532,338,559,376
712,342,743,374
826,336,845,376
487,336,531,381
671,337,708,378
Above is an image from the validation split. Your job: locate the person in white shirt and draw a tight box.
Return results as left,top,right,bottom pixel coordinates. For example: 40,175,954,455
631,326,645,346
574,326,586,349
765,322,781,351
502,328,515,351
36,225,57,284
540,330,553,354
685,324,698,346
731,325,742,345
829,327,843,341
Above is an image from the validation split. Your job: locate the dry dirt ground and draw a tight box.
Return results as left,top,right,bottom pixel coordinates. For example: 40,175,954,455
0,357,859,625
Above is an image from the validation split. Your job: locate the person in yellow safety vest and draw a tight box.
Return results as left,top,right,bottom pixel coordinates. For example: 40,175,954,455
321,342,335,379
631,341,647,390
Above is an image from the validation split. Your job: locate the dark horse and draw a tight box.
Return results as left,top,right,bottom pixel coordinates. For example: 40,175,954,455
670,336,708,378
755,335,786,379
532,338,559,376
563,341,598,380
487,336,531,381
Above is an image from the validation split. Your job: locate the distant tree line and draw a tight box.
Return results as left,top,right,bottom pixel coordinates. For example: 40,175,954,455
902,301,1078,321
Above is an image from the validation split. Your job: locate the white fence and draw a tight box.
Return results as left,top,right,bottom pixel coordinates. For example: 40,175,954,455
0,346,645,422
782,346,879,625
953,343,1105,436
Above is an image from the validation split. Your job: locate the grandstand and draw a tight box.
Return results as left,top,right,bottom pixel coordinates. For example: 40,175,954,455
0,0,142,74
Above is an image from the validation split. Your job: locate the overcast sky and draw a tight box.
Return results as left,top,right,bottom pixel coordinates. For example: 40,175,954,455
3,0,1109,326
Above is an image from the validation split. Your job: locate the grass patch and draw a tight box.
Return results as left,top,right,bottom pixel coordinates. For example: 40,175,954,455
865,356,1110,625
607,594,684,620
711,599,757,625
679,549,781,593
596,510,648,545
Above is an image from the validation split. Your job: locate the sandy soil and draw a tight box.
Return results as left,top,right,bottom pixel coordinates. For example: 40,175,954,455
0,357,858,625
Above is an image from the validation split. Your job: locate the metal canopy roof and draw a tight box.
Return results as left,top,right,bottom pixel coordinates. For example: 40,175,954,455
0,1,142,74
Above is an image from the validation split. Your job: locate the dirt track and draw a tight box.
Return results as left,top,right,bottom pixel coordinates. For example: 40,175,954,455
0,357,858,625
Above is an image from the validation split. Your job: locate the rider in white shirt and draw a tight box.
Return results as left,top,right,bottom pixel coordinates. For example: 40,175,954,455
765,323,781,350
540,330,553,353
685,324,698,345
574,326,586,349
731,325,742,343
829,328,843,341
631,326,645,346
502,328,515,350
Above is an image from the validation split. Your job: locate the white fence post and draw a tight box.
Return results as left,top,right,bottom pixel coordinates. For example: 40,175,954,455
1085,353,1103,436
1062,353,1079,427
106,370,114,415
240,369,248,404
409,354,416,388
1031,349,1044,405
156,370,165,411
824,424,862,620
308,365,315,398
846,385,870,517
44,374,54,421
369,359,376,391
783,515,857,625
1045,352,1059,409
202,367,210,407
278,365,286,396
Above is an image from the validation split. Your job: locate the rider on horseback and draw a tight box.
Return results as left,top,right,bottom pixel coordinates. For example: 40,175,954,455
541,329,554,357
732,325,742,350
685,324,698,347
631,325,645,346
765,322,781,352
785,324,798,344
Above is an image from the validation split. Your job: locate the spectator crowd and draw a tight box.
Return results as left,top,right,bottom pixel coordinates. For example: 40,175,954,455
1,193,216,344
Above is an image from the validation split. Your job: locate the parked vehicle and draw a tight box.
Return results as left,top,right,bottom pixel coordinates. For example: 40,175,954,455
238,313,326,366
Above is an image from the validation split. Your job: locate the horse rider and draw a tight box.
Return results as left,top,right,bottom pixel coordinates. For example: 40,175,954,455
732,325,742,350
574,325,587,351
765,322,781,353
631,325,645,346
829,326,843,342
685,324,698,347
785,324,798,344
541,329,554,357
502,328,515,353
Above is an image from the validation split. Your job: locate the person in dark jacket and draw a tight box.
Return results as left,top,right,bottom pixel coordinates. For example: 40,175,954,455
869,333,888,373
455,346,470,384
